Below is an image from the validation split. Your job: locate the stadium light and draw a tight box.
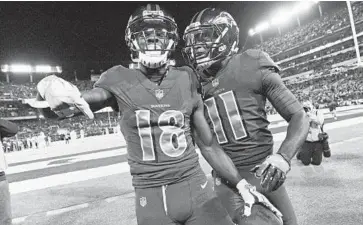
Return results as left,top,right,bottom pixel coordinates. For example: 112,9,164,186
271,13,288,26
248,28,255,36
292,1,317,15
35,65,52,73
270,7,293,26
255,22,270,33
56,66,62,73
10,64,32,73
251,1,320,36
1,64,9,73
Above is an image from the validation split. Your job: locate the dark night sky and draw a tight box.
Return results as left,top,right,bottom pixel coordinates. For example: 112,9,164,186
0,1,342,78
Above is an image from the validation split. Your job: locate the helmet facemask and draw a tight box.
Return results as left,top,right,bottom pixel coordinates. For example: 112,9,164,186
183,23,238,74
183,9,239,82
126,11,179,69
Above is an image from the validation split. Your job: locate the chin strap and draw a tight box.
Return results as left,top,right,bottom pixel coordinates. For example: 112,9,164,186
157,68,168,86
139,64,169,86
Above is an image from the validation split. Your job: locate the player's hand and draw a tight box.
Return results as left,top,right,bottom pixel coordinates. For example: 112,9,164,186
318,132,329,141
250,154,290,192
236,179,283,220
28,75,94,119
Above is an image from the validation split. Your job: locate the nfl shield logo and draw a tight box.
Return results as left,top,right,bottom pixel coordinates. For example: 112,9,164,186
140,197,147,207
155,89,164,100
212,79,219,87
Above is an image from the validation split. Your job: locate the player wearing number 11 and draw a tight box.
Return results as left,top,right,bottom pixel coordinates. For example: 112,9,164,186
29,4,283,225
183,8,310,225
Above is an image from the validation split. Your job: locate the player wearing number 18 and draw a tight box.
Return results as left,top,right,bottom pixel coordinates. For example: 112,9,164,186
28,4,283,225
183,8,310,225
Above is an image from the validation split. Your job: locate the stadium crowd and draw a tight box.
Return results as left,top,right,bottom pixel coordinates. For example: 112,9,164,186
1,111,120,152
0,80,95,99
2,64,362,143
0,82,37,100
255,1,363,56
1,2,363,148
280,47,361,78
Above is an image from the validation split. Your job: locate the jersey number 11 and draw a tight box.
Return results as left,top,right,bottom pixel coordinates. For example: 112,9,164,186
204,90,248,144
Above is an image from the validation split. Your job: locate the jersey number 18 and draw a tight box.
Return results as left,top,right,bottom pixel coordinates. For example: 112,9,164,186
136,110,187,161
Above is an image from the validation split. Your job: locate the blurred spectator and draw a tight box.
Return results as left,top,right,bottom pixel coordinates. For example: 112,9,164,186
297,101,331,165
1,119,18,225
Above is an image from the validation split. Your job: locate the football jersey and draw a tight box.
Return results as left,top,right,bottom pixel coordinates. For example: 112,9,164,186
94,65,202,188
200,50,302,168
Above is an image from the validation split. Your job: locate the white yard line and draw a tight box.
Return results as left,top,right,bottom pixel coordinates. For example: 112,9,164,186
273,116,363,142
8,116,363,195
45,203,90,216
7,149,123,174
9,162,130,194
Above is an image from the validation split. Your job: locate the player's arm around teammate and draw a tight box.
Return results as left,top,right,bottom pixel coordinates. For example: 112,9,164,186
191,95,283,221
251,67,310,193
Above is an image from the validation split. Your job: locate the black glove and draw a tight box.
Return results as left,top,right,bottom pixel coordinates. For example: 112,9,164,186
250,153,291,192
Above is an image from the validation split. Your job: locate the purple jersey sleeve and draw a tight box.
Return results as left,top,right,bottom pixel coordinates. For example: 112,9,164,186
261,68,302,122
258,51,281,72
245,49,281,72
176,66,201,96
93,65,126,112
93,65,124,91
0,119,18,138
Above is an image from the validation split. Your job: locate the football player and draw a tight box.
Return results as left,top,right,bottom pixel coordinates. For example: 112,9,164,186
29,4,282,225
183,8,310,225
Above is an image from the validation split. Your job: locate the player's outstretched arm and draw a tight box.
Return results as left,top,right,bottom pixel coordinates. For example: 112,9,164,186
0,119,19,138
81,88,117,114
29,75,117,120
251,68,310,192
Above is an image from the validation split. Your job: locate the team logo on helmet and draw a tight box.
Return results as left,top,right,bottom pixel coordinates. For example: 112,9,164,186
215,177,221,186
212,12,237,27
140,196,147,207
182,8,239,75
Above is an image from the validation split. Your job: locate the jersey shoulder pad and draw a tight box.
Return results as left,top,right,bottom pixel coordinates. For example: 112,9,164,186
242,49,281,72
173,65,201,95
94,65,128,89
173,65,196,78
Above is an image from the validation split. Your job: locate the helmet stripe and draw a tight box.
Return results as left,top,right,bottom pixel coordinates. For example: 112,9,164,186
195,8,209,23
147,4,158,11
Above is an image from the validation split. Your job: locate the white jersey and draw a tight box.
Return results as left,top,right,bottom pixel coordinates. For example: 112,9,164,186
70,131,77,140
0,141,7,172
80,130,85,138
306,108,324,142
